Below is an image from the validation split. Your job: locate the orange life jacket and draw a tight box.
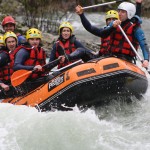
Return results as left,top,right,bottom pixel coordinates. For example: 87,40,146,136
0,50,13,82
55,39,76,68
14,45,46,79
108,22,139,57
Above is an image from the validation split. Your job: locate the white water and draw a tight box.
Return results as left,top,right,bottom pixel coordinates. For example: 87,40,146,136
1,94,150,150
0,13,150,150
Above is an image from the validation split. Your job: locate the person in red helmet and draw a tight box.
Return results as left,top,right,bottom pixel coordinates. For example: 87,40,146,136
2,16,26,45
2,16,16,32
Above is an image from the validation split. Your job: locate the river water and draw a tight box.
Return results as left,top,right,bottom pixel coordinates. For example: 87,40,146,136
0,13,150,150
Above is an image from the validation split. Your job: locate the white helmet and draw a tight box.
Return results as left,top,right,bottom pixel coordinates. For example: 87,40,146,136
118,2,136,19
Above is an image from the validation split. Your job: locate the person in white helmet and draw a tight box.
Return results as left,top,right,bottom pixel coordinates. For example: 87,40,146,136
75,0,143,57
97,2,149,68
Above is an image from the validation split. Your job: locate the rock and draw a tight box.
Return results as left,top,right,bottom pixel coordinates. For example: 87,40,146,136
42,33,58,56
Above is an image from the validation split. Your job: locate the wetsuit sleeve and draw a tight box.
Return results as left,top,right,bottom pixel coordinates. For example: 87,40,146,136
136,2,141,17
74,40,86,48
49,43,57,62
13,48,34,71
79,13,115,38
134,27,149,61
0,52,10,67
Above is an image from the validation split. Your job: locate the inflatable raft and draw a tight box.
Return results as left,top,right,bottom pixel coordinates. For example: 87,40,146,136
2,57,148,111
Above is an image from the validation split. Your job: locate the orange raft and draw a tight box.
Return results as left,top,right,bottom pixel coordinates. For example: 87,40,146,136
2,57,148,111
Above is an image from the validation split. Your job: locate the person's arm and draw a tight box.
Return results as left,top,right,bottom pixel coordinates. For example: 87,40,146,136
135,0,142,17
0,52,10,67
79,13,115,38
0,81,9,91
49,43,57,62
134,27,149,67
134,27,149,60
76,5,115,38
13,48,34,71
74,39,86,49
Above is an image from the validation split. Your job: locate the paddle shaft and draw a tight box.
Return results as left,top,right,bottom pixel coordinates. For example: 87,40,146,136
42,58,60,68
82,0,123,10
11,58,61,87
118,25,143,62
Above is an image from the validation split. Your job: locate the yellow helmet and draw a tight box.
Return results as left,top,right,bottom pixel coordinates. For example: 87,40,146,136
0,35,4,44
26,28,42,40
59,22,73,34
105,10,119,20
3,31,17,45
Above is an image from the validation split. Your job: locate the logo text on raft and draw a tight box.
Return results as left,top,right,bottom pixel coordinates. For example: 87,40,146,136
48,74,64,91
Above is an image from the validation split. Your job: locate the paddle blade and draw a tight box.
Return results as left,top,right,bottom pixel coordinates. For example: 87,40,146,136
11,70,32,87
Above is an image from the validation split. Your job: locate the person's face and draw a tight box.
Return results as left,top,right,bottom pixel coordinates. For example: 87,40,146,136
106,18,117,25
6,37,17,51
3,23,15,32
118,9,128,22
28,38,40,48
61,27,71,40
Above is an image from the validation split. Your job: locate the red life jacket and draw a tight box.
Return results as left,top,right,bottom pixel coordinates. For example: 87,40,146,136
14,45,46,79
0,50,13,82
99,36,111,56
108,21,139,57
9,45,23,68
55,39,76,68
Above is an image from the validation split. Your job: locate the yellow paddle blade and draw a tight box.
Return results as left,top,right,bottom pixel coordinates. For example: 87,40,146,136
11,70,32,87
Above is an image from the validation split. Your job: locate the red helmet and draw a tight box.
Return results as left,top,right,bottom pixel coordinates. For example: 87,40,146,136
2,16,16,27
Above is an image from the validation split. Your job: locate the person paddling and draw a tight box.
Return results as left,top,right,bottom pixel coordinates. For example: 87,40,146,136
75,1,149,68
75,0,144,57
49,22,97,68
12,28,64,93
109,2,149,68
0,32,18,98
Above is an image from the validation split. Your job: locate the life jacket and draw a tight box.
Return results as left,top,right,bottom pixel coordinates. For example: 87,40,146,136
14,45,46,79
55,37,76,68
0,50,13,82
9,45,23,68
108,21,139,57
99,36,111,56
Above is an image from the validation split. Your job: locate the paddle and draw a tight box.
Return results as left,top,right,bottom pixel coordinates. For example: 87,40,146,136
82,0,123,10
118,25,149,73
11,58,60,87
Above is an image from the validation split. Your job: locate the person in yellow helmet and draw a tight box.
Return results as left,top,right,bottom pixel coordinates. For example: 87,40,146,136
0,35,4,47
13,28,64,94
3,31,18,52
0,32,18,98
13,28,48,79
75,0,143,57
49,21,97,68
